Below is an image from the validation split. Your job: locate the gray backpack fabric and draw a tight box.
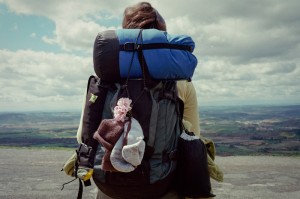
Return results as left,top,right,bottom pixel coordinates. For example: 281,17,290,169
87,77,183,199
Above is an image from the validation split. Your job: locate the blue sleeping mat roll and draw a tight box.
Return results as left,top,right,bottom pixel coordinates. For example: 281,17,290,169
93,29,197,82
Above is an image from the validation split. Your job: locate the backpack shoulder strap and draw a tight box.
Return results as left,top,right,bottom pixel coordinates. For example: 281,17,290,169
81,75,111,149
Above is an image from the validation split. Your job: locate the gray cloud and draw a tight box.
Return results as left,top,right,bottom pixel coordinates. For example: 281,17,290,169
159,0,300,66
0,49,92,111
0,0,300,110
264,63,297,75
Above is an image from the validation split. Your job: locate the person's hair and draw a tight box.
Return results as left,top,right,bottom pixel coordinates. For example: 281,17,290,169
122,2,166,31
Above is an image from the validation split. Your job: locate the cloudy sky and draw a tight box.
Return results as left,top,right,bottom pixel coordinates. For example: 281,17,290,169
0,0,299,112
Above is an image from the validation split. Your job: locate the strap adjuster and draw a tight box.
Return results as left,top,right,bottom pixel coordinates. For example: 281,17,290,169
123,42,140,51
162,150,178,162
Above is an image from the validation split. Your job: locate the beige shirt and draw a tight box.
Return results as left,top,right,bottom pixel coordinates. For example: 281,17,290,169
177,80,200,136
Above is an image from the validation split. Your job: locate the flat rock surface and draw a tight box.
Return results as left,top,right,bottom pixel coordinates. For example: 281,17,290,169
0,148,299,199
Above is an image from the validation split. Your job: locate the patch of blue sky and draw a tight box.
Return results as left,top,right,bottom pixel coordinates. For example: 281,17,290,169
86,10,121,28
0,4,62,53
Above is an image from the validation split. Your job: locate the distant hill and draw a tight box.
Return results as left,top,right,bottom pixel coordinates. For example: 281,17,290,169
200,105,300,156
0,112,80,148
0,105,299,155
0,112,80,124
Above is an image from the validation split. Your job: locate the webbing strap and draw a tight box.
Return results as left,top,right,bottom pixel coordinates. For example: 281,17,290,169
120,42,193,52
111,84,122,108
147,89,159,147
77,179,83,199
133,30,159,148
76,179,91,199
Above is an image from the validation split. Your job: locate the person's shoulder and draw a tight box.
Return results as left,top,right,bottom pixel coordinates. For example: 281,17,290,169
177,80,195,92
177,80,187,89
177,80,195,101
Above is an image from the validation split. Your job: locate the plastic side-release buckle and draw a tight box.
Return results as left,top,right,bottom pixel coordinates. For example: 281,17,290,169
122,42,142,51
162,150,178,162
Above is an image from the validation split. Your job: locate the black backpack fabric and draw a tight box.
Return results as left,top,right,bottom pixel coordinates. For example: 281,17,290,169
79,75,182,198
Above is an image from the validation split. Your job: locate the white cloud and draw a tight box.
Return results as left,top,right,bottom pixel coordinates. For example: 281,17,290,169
1,0,300,110
194,58,300,106
0,49,93,111
1,0,128,51
30,32,36,38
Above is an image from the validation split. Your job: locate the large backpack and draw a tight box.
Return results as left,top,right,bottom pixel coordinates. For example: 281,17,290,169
78,29,196,198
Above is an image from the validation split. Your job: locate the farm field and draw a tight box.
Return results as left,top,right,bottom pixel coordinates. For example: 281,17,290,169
0,105,299,156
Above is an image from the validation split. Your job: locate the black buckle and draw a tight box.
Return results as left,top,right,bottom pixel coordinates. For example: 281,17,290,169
162,150,178,162
123,42,137,51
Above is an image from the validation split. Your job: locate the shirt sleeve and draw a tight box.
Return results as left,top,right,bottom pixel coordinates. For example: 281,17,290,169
177,81,200,136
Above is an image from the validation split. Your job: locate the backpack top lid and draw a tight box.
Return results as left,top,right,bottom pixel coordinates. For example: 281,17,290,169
93,29,198,82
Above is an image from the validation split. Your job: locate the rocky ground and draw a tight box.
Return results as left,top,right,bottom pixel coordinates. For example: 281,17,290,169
0,148,299,199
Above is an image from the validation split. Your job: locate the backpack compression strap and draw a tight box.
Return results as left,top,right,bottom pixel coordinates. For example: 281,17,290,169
119,42,193,52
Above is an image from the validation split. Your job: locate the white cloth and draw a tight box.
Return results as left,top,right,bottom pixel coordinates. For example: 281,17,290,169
110,118,145,172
